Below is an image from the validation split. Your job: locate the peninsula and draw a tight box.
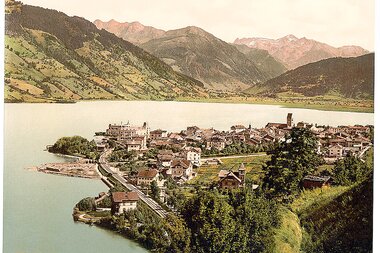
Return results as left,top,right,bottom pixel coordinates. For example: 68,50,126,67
42,113,373,252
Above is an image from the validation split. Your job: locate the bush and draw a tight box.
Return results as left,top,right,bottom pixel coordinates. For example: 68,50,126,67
333,154,370,186
76,197,96,211
48,136,98,159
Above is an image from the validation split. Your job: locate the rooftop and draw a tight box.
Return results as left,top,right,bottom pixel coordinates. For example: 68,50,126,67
112,191,139,203
137,169,158,178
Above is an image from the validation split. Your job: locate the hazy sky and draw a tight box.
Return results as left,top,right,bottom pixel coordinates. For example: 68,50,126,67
21,0,375,50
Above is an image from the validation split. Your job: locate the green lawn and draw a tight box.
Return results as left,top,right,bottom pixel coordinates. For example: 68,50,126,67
189,154,270,185
290,186,349,217
316,164,334,174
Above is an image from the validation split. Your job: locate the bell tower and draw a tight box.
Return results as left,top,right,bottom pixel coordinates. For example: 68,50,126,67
238,163,246,183
287,113,293,128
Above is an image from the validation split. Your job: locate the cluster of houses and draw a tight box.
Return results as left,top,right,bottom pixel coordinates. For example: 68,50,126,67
316,125,372,161
102,115,372,212
99,117,371,165
101,115,372,184
126,148,199,188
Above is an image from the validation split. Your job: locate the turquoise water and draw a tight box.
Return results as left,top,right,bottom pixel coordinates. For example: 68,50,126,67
3,101,373,253
3,103,148,253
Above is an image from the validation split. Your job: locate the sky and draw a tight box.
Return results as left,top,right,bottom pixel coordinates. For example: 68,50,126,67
18,0,376,51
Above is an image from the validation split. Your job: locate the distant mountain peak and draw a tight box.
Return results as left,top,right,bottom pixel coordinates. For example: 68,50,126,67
233,35,368,69
140,25,272,91
172,26,211,38
280,34,298,41
93,19,165,44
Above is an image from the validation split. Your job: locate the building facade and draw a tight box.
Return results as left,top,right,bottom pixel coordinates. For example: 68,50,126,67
111,191,139,214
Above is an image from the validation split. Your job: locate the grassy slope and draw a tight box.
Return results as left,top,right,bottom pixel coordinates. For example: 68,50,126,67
4,4,207,103
306,179,371,253
177,95,374,113
188,154,270,185
272,207,302,253
245,53,374,99
268,182,347,253
287,176,373,253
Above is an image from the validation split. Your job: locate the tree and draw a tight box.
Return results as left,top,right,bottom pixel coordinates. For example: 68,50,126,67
333,153,369,186
181,190,236,253
48,136,98,159
164,214,191,253
180,188,278,253
76,197,96,211
108,139,116,148
227,189,279,253
262,128,323,199
150,181,160,200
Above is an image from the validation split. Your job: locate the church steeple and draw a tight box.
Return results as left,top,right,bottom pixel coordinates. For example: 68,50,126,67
238,163,246,183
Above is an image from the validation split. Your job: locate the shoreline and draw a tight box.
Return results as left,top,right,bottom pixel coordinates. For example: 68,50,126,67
50,152,84,161
39,169,100,179
73,214,151,252
4,97,374,113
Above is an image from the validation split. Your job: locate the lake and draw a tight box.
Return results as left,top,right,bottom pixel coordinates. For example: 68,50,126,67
3,101,374,253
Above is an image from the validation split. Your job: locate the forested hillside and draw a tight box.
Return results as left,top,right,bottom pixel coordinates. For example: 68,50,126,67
245,53,374,99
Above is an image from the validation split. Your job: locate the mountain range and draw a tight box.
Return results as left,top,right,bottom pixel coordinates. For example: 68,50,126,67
4,2,206,102
94,19,371,92
234,35,369,69
140,26,273,90
245,53,374,99
95,20,285,91
4,1,373,102
233,44,287,80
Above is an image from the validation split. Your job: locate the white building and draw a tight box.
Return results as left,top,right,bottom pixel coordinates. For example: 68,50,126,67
111,191,139,214
169,159,194,181
106,121,150,143
328,144,343,158
183,147,202,167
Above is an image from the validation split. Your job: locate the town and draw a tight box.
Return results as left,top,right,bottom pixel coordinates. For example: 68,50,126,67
85,113,372,215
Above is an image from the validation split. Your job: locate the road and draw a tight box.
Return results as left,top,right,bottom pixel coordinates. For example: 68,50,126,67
98,150,168,218
358,145,372,162
201,153,267,161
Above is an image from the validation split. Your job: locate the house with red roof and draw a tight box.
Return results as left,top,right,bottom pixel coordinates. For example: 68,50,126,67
111,191,139,214
136,169,160,186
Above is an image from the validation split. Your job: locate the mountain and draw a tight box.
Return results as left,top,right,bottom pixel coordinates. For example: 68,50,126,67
93,19,165,45
94,20,290,91
233,44,287,79
245,53,374,99
234,35,369,69
4,2,206,103
140,26,270,91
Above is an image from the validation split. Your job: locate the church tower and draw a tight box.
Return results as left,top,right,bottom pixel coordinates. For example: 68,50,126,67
238,163,246,184
287,113,293,128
